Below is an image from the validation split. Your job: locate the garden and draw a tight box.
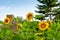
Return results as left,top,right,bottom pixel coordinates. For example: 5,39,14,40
0,0,60,40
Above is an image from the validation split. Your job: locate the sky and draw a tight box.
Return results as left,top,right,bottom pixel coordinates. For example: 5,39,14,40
0,0,38,21
0,0,60,21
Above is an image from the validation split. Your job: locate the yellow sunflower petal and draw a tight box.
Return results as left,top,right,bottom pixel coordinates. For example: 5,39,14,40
26,12,34,21
17,23,22,30
48,20,52,24
17,25,20,30
18,23,22,27
4,18,10,24
38,21,49,31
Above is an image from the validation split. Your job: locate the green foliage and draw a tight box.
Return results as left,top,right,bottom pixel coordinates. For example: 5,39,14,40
35,0,60,20
14,16,24,24
34,15,45,20
0,17,60,40
1,2,60,39
53,8,60,21
0,21,3,24
0,28,14,40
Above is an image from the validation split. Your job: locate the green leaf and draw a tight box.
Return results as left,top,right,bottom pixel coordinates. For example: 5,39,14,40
56,31,60,40
34,15,45,20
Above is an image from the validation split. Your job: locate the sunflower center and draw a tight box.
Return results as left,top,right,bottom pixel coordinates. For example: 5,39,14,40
28,14,32,18
41,23,46,28
5,19,8,23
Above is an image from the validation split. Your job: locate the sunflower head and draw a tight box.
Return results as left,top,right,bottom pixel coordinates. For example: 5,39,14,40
38,21,49,31
18,23,22,27
4,18,10,24
26,12,34,21
17,23,22,30
47,20,52,24
17,26,20,31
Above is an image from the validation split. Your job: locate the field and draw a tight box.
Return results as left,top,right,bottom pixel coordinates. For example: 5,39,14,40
0,13,60,40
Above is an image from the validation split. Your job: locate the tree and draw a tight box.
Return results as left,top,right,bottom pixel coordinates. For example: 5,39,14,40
53,7,60,22
35,0,60,20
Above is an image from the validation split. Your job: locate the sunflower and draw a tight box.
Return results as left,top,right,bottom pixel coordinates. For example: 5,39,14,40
47,20,52,24
26,12,34,21
47,20,52,30
17,26,20,31
18,23,22,27
38,21,49,31
17,23,22,30
4,18,10,24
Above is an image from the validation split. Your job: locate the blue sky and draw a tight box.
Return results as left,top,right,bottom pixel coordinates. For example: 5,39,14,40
0,0,60,21
0,0,38,21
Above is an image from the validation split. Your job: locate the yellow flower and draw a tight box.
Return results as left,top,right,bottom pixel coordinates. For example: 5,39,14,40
4,18,10,24
17,25,20,31
17,23,22,30
26,12,34,21
47,20,52,24
38,21,49,31
18,23,22,27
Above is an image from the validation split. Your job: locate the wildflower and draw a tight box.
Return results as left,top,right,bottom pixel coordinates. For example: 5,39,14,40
4,18,10,24
26,12,34,21
38,21,49,31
